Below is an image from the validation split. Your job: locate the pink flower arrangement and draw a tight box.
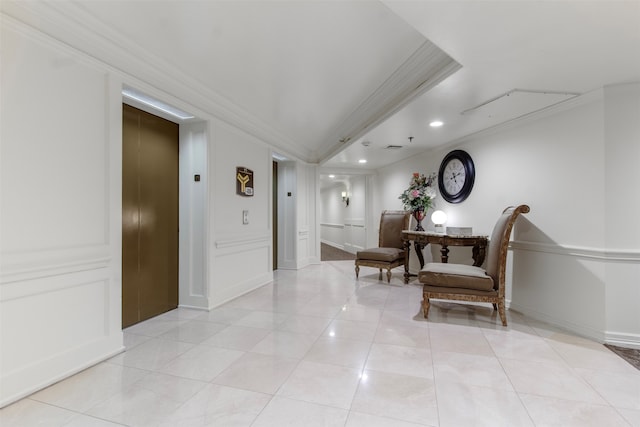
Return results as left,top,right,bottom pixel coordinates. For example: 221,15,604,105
399,172,437,211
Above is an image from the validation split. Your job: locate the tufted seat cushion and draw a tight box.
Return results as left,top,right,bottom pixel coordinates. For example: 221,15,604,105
356,247,404,262
418,262,494,292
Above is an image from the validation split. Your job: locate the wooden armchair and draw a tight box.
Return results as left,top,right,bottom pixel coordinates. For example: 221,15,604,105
355,210,411,283
419,205,530,326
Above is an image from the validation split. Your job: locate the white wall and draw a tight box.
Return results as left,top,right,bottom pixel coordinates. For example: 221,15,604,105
1,18,123,406
0,5,314,406
467,95,607,340
209,119,273,306
373,87,640,346
603,83,640,347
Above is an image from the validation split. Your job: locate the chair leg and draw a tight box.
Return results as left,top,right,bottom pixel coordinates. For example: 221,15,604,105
492,303,498,310
355,265,360,278
378,269,383,281
497,301,507,326
422,295,430,318
386,268,392,283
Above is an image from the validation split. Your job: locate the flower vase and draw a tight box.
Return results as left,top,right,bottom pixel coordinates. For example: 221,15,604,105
412,208,426,231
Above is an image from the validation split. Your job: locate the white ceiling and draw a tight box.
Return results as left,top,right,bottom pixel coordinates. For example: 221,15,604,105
324,0,640,171
69,0,458,161
9,0,639,184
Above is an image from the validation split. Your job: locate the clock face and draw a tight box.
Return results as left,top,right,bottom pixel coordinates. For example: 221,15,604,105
443,158,466,195
438,150,475,204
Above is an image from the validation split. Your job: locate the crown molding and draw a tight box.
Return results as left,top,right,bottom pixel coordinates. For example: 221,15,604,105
1,1,313,161
3,2,464,166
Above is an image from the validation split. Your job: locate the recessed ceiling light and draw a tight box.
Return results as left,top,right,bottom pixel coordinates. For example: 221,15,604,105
358,159,367,164
430,120,444,127
329,174,335,178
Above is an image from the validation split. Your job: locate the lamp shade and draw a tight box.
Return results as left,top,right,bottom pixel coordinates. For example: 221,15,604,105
431,210,447,225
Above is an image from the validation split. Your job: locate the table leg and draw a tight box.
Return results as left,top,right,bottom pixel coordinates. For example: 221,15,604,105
403,240,411,284
472,244,486,266
440,244,449,263
414,241,425,269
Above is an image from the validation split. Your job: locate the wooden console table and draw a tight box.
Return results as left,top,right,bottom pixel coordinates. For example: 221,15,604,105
402,230,489,284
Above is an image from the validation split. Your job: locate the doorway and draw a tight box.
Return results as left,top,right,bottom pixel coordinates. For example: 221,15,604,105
122,104,179,328
272,160,278,270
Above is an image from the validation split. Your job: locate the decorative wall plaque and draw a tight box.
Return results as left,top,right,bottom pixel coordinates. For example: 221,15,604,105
236,167,254,196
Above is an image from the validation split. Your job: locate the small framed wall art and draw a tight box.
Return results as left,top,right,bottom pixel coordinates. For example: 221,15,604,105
236,166,254,196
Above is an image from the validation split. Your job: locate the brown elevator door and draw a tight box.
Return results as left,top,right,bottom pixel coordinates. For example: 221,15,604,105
122,104,179,328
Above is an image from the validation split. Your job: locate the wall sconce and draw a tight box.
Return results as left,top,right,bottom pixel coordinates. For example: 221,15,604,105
341,191,349,207
431,210,447,233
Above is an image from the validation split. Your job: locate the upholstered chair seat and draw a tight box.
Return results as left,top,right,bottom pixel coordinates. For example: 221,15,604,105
419,263,494,292
355,210,411,283
357,247,405,263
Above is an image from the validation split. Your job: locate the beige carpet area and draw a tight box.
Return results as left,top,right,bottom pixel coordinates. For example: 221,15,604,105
320,243,355,261
605,344,640,370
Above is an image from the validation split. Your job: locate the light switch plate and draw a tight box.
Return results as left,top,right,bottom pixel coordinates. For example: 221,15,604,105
243,210,249,224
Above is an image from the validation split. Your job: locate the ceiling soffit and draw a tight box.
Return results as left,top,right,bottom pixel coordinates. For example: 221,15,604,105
2,1,462,166
1,1,315,161
315,40,461,164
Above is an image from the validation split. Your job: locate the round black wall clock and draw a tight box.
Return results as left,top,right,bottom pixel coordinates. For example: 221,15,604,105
438,149,475,204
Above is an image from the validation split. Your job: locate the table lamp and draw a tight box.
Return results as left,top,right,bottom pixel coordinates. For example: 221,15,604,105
431,210,447,233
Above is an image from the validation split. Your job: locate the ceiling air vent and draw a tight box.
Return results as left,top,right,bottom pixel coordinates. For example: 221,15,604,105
384,145,404,150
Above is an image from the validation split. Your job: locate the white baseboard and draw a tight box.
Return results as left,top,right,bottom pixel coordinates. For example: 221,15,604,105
509,302,605,343
320,239,345,251
1,341,124,408
211,272,273,308
604,331,640,349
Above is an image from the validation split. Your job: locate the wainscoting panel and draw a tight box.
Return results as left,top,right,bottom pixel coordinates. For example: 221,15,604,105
320,223,345,250
343,218,366,254
297,228,310,268
0,19,122,407
0,268,121,406
212,234,273,306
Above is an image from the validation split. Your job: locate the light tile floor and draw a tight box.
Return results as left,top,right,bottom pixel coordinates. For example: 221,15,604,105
2,261,639,426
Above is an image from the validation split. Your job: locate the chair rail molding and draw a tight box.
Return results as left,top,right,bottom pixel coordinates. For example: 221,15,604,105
320,222,345,229
215,233,271,250
1,245,112,285
510,240,640,263
510,239,640,348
